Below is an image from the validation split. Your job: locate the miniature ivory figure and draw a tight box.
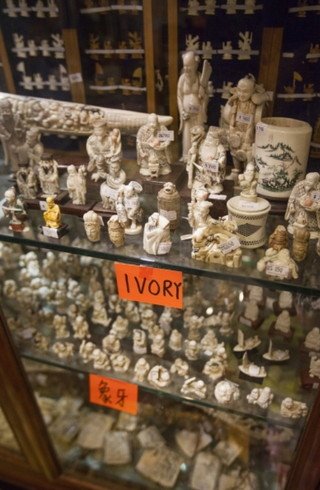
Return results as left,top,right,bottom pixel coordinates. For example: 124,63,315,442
285,172,320,238
238,162,258,199
247,387,273,409
147,365,171,388
177,51,212,161
102,332,121,354
309,356,320,378
278,291,294,311
38,153,59,195
143,213,172,255
67,165,87,205
280,398,307,419
115,181,143,235
170,358,189,378
2,188,27,232
304,328,320,351
83,210,101,242
187,126,226,194
233,329,261,352
151,332,166,358
200,330,218,356
241,300,260,325
79,341,96,363
221,74,271,170
51,342,74,359
203,358,225,381
111,353,130,373
185,339,200,360
268,225,288,251
181,377,207,399
43,196,61,228
134,358,150,382
257,248,299,280
274,310,292,335
136,113,172,177
292,212,310,262
239,352,267,379
16,165,38,199
72,315,90,340
158,308,173,335
107,215,125,247
133,329,147,355
92,349,111,370
214,380,240,404
157,182,181,230
100,160,126,211
110,316,129,339
169,329,183,351
91,290,111,327
263,340,289,362
53,314,69,339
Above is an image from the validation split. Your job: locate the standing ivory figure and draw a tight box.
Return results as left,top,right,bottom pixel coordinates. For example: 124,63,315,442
67,165,87,205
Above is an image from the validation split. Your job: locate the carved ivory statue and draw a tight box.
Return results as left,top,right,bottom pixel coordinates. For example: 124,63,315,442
115,181,143,235
67,165,87,205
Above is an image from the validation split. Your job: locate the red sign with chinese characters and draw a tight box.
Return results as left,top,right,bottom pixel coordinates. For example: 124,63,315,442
89,374,138,415
114,263,183,309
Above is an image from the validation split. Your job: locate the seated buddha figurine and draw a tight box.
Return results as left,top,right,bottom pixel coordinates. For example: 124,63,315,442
43,196,61,229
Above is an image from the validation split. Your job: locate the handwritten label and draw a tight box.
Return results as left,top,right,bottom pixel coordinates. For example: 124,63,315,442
219,236,241,254
89,374,138,415
42,226,60,238
157,130,174,142
159,209,177,220
311,191,320,202
69,72,83,83
114,263,183,308
203,161,219,173
236,112,252,124
209,193,227,201
266,262,290,278
256,123,265,133
238,200,260,211
188,104,199,114
39,200,47,211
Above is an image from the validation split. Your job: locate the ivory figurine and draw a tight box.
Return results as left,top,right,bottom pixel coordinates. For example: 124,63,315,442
2,187,27,231
92,348,111,370
247,387,273,409
304,328,320,351
157,183,181,230
133,329,147,355
181,377,207,399
91,290,111,327
143,213,172,255
239,352,267,379
136,113,172,177
100,159,126,210
111,353,130,373
309,356,320,378
16,165,38,199
257,248,298,280
292,212,310,262
116,181,143,235
274,310,292,336
51,342,74,359
133,358,150,382
67,165,87,205
43,196,61,228
280,398,307,419
38,153,59,195
107,215,125,247
170,358,189,378
102,332,121,354
169,329,183,351
185,339,200,360
83,210,101,242
268,225,288,251
203,358,225,381
151,332,166,358
147,365,171,388
238,162,258,199
53,314,69,339
79,340,96,363
110,316,129,339
214,380,240,404
200,330,218,356
73,315,91,339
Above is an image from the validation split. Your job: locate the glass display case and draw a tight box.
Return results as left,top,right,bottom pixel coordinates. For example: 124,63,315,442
0,1,319,490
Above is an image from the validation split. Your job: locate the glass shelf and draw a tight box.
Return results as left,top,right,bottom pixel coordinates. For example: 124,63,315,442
0,207,320,297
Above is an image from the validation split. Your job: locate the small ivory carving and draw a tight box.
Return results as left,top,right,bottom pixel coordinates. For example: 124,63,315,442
203,358,225,381
100,159,126,210
239,352,267,379
151,332,166,358
170,358,189,378
38,153,59,195
133,358,150,382
257,248,299,280
92,348,111,370
91,290,111,327
136,113,172,177
268,225,288,251
181,377,207,399
43,196,61,228
133,329,147,354
51,341,74,359
185,339,200,360
111,353,130,373
110,316,129,339
158,308,173,335
147,365,171,388
242,300,260,324
280,398,307,419
309,356,320,378
274,310,291,335
67,165,87,205
304,328,320,351
79,340,96,363
2,187,27,231
107,215,125,247
72,315,90,339
169,329,183,351
102,332,121,354
16,165,38,199
143,213,172,255
83,210,101,242
214,380,240,404
263,340,289,362
200,330,218,356
157,182,180,230
278,291,294,310
238,162,258,199
247,387,274,409
233,329,261,352
116,181,143,235
53,314,69,339
292,212,310,262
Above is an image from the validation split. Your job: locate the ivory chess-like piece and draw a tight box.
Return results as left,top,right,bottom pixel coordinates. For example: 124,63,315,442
280,398,307,419
170,358,189,378
83,210,101,242
214,380,240,404
133,358,150,382
111,353,130,373
133,329,147,355
177,51,212,161
203,358,225,381
67,165,87,205
181,377,207,399
102,332,121,355
136,113,172,177
292,212,310,262
147,365,171,388
2,187,27,232
247,387,273,409
169,329,183,351
304,328,320,351
157,183,180,231
116,181,143,235
285,172,320,239
143,213,172,255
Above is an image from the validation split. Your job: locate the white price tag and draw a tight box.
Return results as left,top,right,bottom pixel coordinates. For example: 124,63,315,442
236,112,252,124
159,209,177,220
157,130,174,142
311,191,320,202
69,73,83,84
188,104,199,114
203,161,219,173
42,226,59,238
256,123,265,133
219,236,241,254
209,193,227,201
39,200,47,211
238,200,260,211
180,234,192,241
157,241,172,254
266,262,290,278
